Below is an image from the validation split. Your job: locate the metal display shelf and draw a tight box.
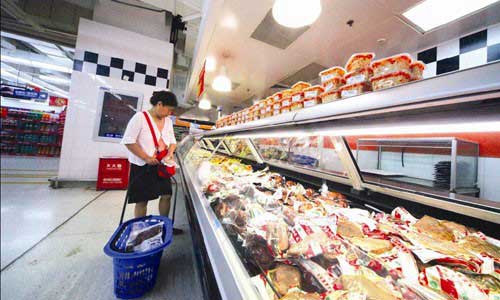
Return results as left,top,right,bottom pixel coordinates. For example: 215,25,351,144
177,62,500,300
204,62,500,137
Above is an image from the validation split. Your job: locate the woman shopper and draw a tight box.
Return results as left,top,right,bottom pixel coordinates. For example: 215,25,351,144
121,90,182,235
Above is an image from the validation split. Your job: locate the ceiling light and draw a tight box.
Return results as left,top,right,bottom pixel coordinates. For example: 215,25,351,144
198,95,212,110
205,56,216,72
0,55,72,73
272,0,322,28
212,66,231,92
402,0,498,32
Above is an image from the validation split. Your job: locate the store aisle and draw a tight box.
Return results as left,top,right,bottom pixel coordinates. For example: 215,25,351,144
0,181,204,300
0,183,103,269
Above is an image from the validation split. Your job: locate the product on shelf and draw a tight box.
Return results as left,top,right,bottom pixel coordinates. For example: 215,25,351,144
322,77,346,92
281,96,292,108
303,97,321,108
410,61,426,81
291,101,304,111
303,85,324,99
291,81,312,92
280,106,291,114
319,66,346,83
344,66,374,85
320,90,340,103
185,150,500,300
371,53,412,76
345,53,375,72
291,91,304,104
339,82,371,98
370,71,412,91
272,100,281,116
273,92,283,103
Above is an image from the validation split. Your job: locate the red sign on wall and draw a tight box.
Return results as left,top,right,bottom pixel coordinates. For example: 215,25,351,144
49,96,68,107
197,61,206,98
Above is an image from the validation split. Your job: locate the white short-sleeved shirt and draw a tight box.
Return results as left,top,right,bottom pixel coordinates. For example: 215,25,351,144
121,111,177,166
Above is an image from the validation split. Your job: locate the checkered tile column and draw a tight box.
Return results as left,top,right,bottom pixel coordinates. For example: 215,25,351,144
73,49,170,89
417,24,500,78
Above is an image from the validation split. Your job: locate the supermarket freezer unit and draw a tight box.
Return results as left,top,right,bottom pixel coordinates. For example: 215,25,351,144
175,62,500,300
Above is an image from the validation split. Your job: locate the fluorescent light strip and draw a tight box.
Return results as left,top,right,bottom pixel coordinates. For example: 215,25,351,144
403,0,498,32
2,69,68,98
1,55,72,73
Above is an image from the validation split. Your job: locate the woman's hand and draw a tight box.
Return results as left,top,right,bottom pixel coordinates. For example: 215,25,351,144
145,156,159,165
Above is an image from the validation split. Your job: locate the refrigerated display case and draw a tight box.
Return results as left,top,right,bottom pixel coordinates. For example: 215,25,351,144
176,63,500,300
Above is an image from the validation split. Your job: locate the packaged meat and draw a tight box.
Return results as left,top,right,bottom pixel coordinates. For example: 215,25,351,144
291,101,304,111
410,61,426,81
457,235,500,261
414,215,457,242
344,66,373,85
282,89,294,99
281,106,291,114
280,289,322,300
336,218,364,238
419,265,489,300
269,264,302,296
322,77,346,92
245,234,275,269
292,91,304,103
298,258,337,292
303,97,321,108
273,109,281,116
303,85,325,98
319,66,346,83
292,81,312,92
370,71,411,91
273,100,282,111
320,90,340,104
266,220,290,254
340,273,401,300
339,82,371,98
371,53,412,76
281,97,292,107
273,92,283,102
345,53,375,73
350,237,393,254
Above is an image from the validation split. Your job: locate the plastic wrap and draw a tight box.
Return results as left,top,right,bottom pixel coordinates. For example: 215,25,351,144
339,82,371,98
410,61,426,81
292,91,305,103
371,71,411,91
345,53,375,72
291,101,304,111
320,90,340,104
303,97,321,108
371,53,412,76
292,81,312,92
322,77,346,92
303,85,325,98
344,66,373,85
319,66,346,83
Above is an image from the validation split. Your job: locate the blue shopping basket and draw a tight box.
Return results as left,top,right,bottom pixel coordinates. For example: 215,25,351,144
104,215,173,299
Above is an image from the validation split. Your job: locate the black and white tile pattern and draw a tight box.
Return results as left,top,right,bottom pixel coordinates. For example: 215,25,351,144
73,49,170,89
417,24,500,78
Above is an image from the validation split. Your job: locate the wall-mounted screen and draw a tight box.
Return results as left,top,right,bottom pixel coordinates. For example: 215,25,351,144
94,88,143,142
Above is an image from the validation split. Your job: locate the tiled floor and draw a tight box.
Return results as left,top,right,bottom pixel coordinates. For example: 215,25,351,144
0,177,203,299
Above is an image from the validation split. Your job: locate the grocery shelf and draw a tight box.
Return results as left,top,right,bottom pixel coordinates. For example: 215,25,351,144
0,128,62,135
1,116,62,125
0,153,60,158
205,62,500,137
0,140,61,147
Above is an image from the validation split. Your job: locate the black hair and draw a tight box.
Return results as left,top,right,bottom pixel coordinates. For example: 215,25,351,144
150,90,178,107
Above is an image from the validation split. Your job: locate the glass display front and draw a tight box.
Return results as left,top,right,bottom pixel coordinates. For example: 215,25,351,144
179,133,500,300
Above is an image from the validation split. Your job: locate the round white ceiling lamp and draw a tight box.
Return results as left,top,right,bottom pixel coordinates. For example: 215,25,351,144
198,95,212,110
272,0,322,28
212,66,231,92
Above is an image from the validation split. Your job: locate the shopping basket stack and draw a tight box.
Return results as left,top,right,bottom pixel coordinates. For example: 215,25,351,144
104,215,173,299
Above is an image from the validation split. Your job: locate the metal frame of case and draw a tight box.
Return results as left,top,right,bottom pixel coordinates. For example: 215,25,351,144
177,62,500,300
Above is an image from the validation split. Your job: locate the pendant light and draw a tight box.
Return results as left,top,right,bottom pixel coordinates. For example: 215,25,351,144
198,94,212,110
272,0,322,28
212,66,232,92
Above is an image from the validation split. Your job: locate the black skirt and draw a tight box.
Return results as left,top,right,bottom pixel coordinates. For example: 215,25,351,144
127,163,173,203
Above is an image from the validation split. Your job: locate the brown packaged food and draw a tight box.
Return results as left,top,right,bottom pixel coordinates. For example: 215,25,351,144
371,53,412,76
340,274,400,300
319,66,346,83
370,71,411,91
410,61,426,81
270,264,302,296
281,105,291,114
339,82,371,98
414,215,455,241
344,66,373,85
321,77,346,92
291,101,304,111
350,237,393,254
303,97,320,108
292,81,312,92
345,52,375,72
267,221,290,253
320,90,340,104
337,218,364,238
280,290,321,300
458,235,500,260
303,85,325,98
